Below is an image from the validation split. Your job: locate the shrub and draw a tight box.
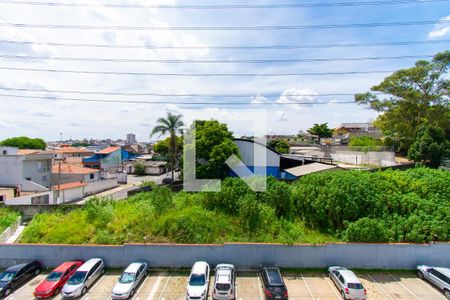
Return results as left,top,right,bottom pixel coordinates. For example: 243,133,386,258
343,218,388,242
0,208,20,232
134,162,146,175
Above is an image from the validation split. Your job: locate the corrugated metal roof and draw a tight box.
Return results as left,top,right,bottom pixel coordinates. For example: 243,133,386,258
284,162,337,177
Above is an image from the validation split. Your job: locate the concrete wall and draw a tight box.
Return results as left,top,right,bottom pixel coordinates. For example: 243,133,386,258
3,204,79,217
22,158,52,188
0,242,448,269
331,151,396,167
51,172,100,185
5,191,54,205
0,155,23,185
84,178,118,196
60,187,84,202
0,216,21,243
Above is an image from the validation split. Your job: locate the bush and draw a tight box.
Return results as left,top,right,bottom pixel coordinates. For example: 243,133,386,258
134,162,146,175
343,218,388,242
0,208,20,232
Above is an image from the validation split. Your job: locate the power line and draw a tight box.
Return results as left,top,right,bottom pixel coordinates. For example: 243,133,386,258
0,66,395,76
0,20,446,31
0,0,447,9
0,93,356,106
0,39,448,50
0,86,366,98
0,54,434,64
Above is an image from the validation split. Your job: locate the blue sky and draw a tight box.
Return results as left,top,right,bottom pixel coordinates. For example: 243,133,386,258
0,0,448,141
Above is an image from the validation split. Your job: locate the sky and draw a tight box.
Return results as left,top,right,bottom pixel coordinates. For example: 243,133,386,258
0,0,448,142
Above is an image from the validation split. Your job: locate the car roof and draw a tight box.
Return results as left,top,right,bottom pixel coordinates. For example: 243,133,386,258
339,270,361,283
77,258,102,272
124,262,145,273
265,268,284,286
191,261,208,274
53,261,83,272
434,267,450,277
216,273,231,284
6,263,28,272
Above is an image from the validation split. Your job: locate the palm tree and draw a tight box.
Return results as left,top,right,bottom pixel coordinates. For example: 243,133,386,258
151,112,184,184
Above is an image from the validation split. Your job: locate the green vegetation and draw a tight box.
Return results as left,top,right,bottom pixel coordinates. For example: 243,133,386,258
0,136,46,150
268,139,290,154
0,208,20,233
348,136,382,147
307,123,333,143
133,162,146,176
355,51,449,154
19,167,448,245
408,124,450,168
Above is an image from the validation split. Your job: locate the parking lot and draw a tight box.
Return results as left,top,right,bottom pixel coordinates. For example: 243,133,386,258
3,270,447,300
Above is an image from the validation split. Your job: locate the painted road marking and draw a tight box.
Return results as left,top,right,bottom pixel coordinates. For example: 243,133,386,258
157,273,171,300
300,273,315,299
415,276,447,299
147,275,163,300
367,274,394,300
133,274,150,300
81,274,108,300
388,273,420,300
324,273,341,300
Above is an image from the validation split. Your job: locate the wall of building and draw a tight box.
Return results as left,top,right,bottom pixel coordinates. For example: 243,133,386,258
5,191,54,205
59,187,84,203
233,140,280,168
51,172,99,185
22,159,51,188
0,242,448,269
84,178,118,196
100,150,122,171
0,156,23,185
331,151,396,167
0,188,15,200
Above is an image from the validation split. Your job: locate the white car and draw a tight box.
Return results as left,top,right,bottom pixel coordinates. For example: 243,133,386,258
417,265,450,299
328,266,366,300
212,264,235,300
61,258,105,299
186,261,210,300
112,261,148,299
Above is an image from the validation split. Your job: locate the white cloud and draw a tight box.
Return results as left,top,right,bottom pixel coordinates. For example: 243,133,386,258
31,109,53,117
0,121,17,129
276,111,288,121
276,88,319,110
251,94,268,104
428,15,450,39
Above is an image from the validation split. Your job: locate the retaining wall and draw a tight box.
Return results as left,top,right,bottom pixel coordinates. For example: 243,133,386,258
0,242,448,269
0,216,21,243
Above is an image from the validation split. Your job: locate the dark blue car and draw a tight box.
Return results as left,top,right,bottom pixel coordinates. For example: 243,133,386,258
0,261,41,298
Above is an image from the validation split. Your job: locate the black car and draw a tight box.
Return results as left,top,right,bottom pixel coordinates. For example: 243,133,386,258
258,265,288,300
0,261,41,298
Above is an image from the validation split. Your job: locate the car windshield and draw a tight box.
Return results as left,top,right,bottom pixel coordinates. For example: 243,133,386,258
67,271,87,285
348,283,364,289
119,272,136,284
0,271,15,282
267,269,283,286
189,274,206,286
46,272,63,282
216,283,231,291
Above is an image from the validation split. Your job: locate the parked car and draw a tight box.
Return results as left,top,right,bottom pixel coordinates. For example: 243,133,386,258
0,261,41,298
212,264,235,300
328,266,366,300
112,261,148,299
186,261,210,300
34,261,83,299
162,177,173,185
258,265,288,300
417,265,450,299
127,186,153,197
61,258,105,298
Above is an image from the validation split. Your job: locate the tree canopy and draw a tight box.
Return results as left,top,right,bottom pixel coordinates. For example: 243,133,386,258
0,136,46,150
355,51,450,152
408,124,450,168
153,136,182,157
268,139,290,154
307,123,333,141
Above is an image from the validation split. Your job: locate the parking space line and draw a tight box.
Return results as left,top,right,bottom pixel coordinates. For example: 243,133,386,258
415,276,446,299
367,274,394,300
300,273,314,299
133,275,150,300
146,275,163,300
81,274,108,300
157,273,171,300
256,274,264,300
324,273,341,299
5,277,35,300
388,273,420,300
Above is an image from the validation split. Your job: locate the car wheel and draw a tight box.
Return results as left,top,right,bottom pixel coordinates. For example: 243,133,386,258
101,268,105,275
417,270,424,279
341,290,347,299
54,287,61,296
444,289,450,299
4,288,11,297
81,287,87,295
130,289,135,297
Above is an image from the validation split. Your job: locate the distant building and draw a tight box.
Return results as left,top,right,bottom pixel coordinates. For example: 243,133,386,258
126,134,137,145
82,146,139,172
52,146,94,164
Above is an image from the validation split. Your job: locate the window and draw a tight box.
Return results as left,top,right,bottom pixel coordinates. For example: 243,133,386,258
2,150,6,155
90,174,95,180
338,275,345,284
42,176,48,181
31,194,49,205
0,195,4,203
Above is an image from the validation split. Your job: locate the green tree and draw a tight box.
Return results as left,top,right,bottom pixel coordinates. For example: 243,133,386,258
153,136,182,158
307,123,333,143
134,161,146,175
0,136,46,150
355,51,450,153
151,113,184,184
268,139,290,153
192,120,240,179
408,125,450,168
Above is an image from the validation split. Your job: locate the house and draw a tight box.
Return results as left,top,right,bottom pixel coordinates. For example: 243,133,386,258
53,181,86,203
51,163,101,185
53,146,94,164
82,146,139,172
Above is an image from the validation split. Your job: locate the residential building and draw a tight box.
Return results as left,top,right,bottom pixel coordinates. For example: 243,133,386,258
126,133,137,145
82,146,122,172
53,146,94,164
51,163,101,185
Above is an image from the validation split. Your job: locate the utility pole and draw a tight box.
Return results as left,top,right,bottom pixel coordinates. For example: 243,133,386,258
57,162,61,203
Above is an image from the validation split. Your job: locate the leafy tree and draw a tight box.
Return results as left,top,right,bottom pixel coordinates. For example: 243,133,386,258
134,162,146,176
0,136,46,150
268,139,290,153
343,218,389,242
355,51,450,153
192,120,240,179
151,113,184,184
408,125,450,168
153,136,182,158
307,123,333,142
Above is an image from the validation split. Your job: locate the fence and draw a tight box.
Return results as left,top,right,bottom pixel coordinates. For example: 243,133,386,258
0,242,448,269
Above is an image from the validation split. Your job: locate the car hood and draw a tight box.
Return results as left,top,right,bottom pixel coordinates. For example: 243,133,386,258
0,281,9,289
36,280,58,292
62,283,82,294
112,282,133,295
187,285,207,297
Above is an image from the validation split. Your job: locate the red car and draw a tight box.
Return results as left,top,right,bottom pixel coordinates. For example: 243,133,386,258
34,261,83,298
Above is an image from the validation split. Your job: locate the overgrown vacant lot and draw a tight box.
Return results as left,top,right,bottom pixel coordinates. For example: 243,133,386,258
19,167,449,245
0,208,20,232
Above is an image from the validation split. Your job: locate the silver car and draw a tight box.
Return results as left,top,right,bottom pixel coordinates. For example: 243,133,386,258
112,261,148,299
328,266,366,300
212,264,235,300
417,265,450,299
61,258,105,298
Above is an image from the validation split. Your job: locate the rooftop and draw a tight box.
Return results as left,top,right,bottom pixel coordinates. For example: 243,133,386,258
97,146,121,154
284,162,338,177
52,164,99,174
53,181,87,191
